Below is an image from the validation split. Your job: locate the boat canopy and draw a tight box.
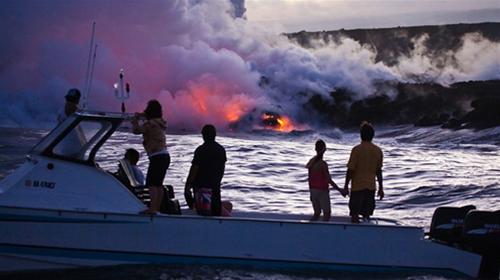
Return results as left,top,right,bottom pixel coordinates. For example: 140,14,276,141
0,111,147,213
31,112,126,165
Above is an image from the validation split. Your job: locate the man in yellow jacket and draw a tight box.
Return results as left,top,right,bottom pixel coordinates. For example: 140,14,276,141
344,122,384,223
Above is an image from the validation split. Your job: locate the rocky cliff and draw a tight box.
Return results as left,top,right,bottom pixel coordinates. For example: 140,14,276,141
286,23,500,129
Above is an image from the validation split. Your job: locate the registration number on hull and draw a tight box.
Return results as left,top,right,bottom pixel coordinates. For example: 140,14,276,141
24,180,56,189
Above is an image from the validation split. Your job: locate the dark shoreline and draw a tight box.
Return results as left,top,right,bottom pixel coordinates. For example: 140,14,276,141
302,80,500,130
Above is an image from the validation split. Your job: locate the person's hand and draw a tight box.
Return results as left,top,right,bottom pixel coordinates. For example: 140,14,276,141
184,184,194,209
341,188,349,197
378,189,384,200
130,113,139,124
184,195,194,209
345,187,350,197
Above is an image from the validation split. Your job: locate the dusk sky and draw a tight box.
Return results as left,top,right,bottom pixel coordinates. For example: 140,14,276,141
0,0,498,128
246,0,500,32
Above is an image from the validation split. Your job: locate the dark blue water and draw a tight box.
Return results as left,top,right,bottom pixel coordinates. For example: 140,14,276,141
1,125,499,279
2,264,468,280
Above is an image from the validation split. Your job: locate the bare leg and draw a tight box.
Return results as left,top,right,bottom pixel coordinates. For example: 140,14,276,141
310,194,321,221
157,186,164,212
351,215,360,223
149,186,158,212
310,213,320,221
322,211,331,222
151,186,164,213
142,186,164,214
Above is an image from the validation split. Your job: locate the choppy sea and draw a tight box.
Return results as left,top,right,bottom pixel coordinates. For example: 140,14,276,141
0,125,499,280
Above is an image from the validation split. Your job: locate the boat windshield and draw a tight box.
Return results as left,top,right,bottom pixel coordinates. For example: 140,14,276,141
51,119,112,161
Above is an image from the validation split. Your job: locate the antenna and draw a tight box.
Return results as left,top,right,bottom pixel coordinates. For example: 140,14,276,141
82,21,96,110
86,44,98,108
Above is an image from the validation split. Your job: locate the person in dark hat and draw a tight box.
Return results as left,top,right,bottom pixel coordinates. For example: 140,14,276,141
53,88,84,158
57,88,81,123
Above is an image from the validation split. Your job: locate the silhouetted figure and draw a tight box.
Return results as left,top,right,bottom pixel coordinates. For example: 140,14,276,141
132,100,170,215
115,148,145,188
306,139,347,221
57,88,81,123
185,124,227,216
125,148,145,185
54,88,85,158
344,122,384,223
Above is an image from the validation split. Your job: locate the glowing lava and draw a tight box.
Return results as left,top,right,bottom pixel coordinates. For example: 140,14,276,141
224,99,247,123
178,76,255,127
261,112,296,132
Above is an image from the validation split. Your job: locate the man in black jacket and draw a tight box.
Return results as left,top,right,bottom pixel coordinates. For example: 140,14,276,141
185,124,227,216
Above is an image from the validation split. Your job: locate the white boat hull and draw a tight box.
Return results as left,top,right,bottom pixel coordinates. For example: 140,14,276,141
0,206,482,277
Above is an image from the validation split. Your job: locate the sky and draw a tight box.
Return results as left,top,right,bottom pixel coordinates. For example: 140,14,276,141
0,0,498,129
246,0,500,32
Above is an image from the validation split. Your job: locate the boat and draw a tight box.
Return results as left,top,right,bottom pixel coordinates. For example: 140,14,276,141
0,111,497,277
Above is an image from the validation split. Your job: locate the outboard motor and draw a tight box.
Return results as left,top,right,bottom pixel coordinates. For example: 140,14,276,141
429,205,476,244
462,210,500,278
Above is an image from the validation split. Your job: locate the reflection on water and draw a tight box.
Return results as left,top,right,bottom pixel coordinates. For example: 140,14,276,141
0,125,498,279
95,127,500,228
5,263,467,280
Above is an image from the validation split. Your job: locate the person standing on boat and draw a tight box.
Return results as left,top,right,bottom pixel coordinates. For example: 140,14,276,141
57,88,81,123
184,124,227,216
306,139,346,221
132,100,170,214
344,121,384,223
54,88,86,158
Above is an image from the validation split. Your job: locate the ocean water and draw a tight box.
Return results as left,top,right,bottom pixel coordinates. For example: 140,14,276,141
0,125,499,279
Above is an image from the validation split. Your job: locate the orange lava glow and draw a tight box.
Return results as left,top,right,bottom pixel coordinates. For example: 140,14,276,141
262,113,296,132
225,102,246,122
186,79,252,125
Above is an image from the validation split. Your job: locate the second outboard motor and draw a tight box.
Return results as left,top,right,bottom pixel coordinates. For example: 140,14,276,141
462,210,500,278
429,205,476,244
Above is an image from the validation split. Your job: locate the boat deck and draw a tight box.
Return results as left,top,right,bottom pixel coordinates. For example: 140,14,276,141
180,208,403,226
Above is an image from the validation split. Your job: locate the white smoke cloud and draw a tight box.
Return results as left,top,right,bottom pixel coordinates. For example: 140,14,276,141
445,33,500,82
257,36,399,100
394,32,500,85
0,0,498,129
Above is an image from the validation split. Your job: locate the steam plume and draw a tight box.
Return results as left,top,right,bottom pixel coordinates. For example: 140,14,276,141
0,0,498,129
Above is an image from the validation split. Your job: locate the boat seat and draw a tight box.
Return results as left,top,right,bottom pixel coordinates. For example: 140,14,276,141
115,159,151,205
428,205,476,244
116,159,180,214
118,159,142,188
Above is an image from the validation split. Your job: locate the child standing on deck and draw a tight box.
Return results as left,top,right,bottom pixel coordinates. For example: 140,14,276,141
306,140,346,221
